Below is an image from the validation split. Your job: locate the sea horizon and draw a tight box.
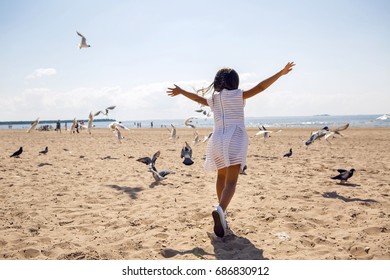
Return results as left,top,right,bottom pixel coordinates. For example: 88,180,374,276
1,114,389,130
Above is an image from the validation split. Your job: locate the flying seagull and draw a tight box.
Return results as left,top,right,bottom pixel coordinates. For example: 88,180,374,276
283,148,292,158
184,117,196,129
255,125,282,140
168,124,177,139
27,118,39,133
76,31,91,49
137,151,174,182
39,146,48,155
202,132,213,143
108,121,129,131
193,130,200,145
10,147,23,158
94,106,116,117
305,126,329,146
325,123,350,143
331,169,355,184
181,141,194,165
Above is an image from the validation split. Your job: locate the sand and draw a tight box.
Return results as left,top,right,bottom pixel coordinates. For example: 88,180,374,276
0,127,389,260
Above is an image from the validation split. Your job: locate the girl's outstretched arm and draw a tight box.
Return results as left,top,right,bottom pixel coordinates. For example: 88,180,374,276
167,84,208,106
243,62,295,100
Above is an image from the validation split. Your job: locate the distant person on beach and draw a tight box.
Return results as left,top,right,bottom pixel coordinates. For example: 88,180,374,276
56,120,61,133
167,62,295,237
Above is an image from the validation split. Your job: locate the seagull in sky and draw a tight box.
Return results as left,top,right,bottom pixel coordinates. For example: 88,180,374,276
76,31,91,49
94,106,116,117
255,125,282,140
27,118,39,133
184,117,196,129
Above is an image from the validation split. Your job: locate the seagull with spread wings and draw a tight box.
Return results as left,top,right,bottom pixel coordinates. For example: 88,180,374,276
76,31,91,49
27,118,40,133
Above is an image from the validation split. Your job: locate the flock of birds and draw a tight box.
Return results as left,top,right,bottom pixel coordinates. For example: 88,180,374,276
18,33,357,185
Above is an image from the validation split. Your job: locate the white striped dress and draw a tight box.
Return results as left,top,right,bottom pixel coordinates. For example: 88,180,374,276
204,89,249,172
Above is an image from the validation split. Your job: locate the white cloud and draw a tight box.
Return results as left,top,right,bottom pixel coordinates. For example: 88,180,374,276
26,68,57,79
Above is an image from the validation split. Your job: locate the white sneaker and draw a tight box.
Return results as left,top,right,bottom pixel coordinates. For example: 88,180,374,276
212,205,227,237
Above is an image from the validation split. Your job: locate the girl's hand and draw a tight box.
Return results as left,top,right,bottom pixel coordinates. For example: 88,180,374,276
167,84,182,97
281,62,295,75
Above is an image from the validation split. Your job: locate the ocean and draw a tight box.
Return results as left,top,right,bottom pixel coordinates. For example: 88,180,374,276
1,114,389,130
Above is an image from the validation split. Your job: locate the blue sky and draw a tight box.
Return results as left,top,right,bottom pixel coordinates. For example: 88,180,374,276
0,0,389,121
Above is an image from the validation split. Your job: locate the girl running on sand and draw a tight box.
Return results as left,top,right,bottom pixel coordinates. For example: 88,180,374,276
167,62,295,237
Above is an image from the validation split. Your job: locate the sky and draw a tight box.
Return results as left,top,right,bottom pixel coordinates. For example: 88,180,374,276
0,0,389,122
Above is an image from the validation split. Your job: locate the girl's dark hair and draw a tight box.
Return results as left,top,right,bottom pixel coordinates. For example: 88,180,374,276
213,68,239,92
197,67,239,96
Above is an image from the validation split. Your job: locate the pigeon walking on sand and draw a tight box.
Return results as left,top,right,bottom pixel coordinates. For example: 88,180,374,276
39,146,48,155
283,148,292,158
76,31,91,49
10,147,23,158
181,141,194,166
331,169,355,184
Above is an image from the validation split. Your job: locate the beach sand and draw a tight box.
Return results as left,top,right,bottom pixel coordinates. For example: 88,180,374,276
0,127,389,260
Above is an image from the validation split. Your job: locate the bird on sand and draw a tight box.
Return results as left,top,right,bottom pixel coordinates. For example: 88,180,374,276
10,147,23,158
39,146,48,155
94,106,116,117
137,151,174,182
305,126,329,146
70,118,78,134
87,112,94,134
331,169,356,184
76,31,91,49
114,127,124,143
283,148,292,158
181,141,194,166
27,118,39,133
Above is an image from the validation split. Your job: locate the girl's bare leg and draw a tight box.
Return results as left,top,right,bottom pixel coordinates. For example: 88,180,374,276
216,168,227,202
219,164,240,211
